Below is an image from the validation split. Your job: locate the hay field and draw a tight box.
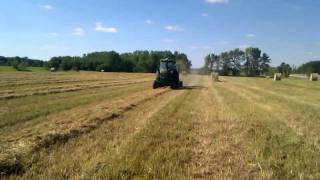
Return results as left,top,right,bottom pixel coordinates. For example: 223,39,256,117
0,72,319,179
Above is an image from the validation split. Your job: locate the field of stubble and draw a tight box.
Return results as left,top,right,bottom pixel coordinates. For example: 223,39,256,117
0,71,319,179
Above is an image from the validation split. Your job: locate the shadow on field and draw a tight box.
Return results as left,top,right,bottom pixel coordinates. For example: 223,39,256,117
177,85,208,90
214,80,224,83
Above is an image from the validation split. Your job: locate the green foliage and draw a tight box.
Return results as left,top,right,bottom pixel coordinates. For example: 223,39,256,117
47,51,192,73
12,62,30,71
0,51,191,73
277,62,292,77
260,53,271,75
266,67,277,76
203,47,270,76
244,47,262,76
297,60,320,75
0,56,44,67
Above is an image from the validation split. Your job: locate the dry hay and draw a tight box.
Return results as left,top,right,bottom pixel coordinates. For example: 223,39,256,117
0,153,25,175
0,80,150,100
0,88,171,175
211,72,219,82
273,73,282,81
309,73,318,81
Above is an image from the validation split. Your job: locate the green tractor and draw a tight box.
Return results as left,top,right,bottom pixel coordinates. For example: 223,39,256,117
153,58,183,89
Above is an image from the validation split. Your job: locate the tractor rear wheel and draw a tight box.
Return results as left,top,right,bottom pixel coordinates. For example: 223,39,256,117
170,83,179,89
153,81,159,89
179,81,183,88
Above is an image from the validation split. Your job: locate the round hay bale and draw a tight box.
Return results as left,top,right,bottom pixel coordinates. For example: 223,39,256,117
274,73,282,81
309,73,318,81
50,67,56,72
211,72,219,82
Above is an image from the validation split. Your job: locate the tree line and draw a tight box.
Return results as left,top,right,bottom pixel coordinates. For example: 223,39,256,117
202,47,320,77
0,51,192,73
1,50,319,75
48,51,192,73
202,47,271,76
295,61,320,75
0,56,44,66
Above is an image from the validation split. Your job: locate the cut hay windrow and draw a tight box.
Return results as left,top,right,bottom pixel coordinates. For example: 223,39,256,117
0,88,172,175
0,76,150,88
273,73,282,81
0,80,151,101
227,79,320,108
1,78,149,93
0,79,101,88
0,72,153,87
309,73,319,81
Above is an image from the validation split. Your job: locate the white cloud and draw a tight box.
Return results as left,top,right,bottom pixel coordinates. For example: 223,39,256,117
164,25,184,32
240,44,250,49
163,39,175,43
202,46,212,50
72,28,85,36
95,22,117,33
144,20,153,24
205,0,229,4
40,4,53,10
306,52,313,55
213,41,229,46
189,46,198,50
246,33,256,38
201,13,208,17
189,45,212,50
39,45,69,51
49,32,58,37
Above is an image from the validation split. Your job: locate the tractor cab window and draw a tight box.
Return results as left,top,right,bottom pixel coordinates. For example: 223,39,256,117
159,61,176,73
167,61,176,70
160,62,167,73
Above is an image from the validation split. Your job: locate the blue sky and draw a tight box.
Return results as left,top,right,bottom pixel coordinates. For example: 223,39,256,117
1,0,319,67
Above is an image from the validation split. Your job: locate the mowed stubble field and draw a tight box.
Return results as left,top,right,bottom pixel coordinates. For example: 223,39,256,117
0,71,319,179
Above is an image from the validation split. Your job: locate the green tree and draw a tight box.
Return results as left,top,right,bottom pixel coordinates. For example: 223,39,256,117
297,61,320,75
244,47,262,76
260,53,271,75
229,48,244,75
277,62,292,77
60,56,73,70
45,50,191,73
220,52,232,76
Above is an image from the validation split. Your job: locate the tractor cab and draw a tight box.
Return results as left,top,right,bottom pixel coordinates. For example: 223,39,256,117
153,58,183,89
159,60,176,73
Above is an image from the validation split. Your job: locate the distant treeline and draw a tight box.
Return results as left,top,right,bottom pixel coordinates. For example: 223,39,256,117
201,47,320,77
0,51,192,73
0,56,44,67
48,51,192,73
296,61,320,74
202,47,271,76
1,51,319,75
